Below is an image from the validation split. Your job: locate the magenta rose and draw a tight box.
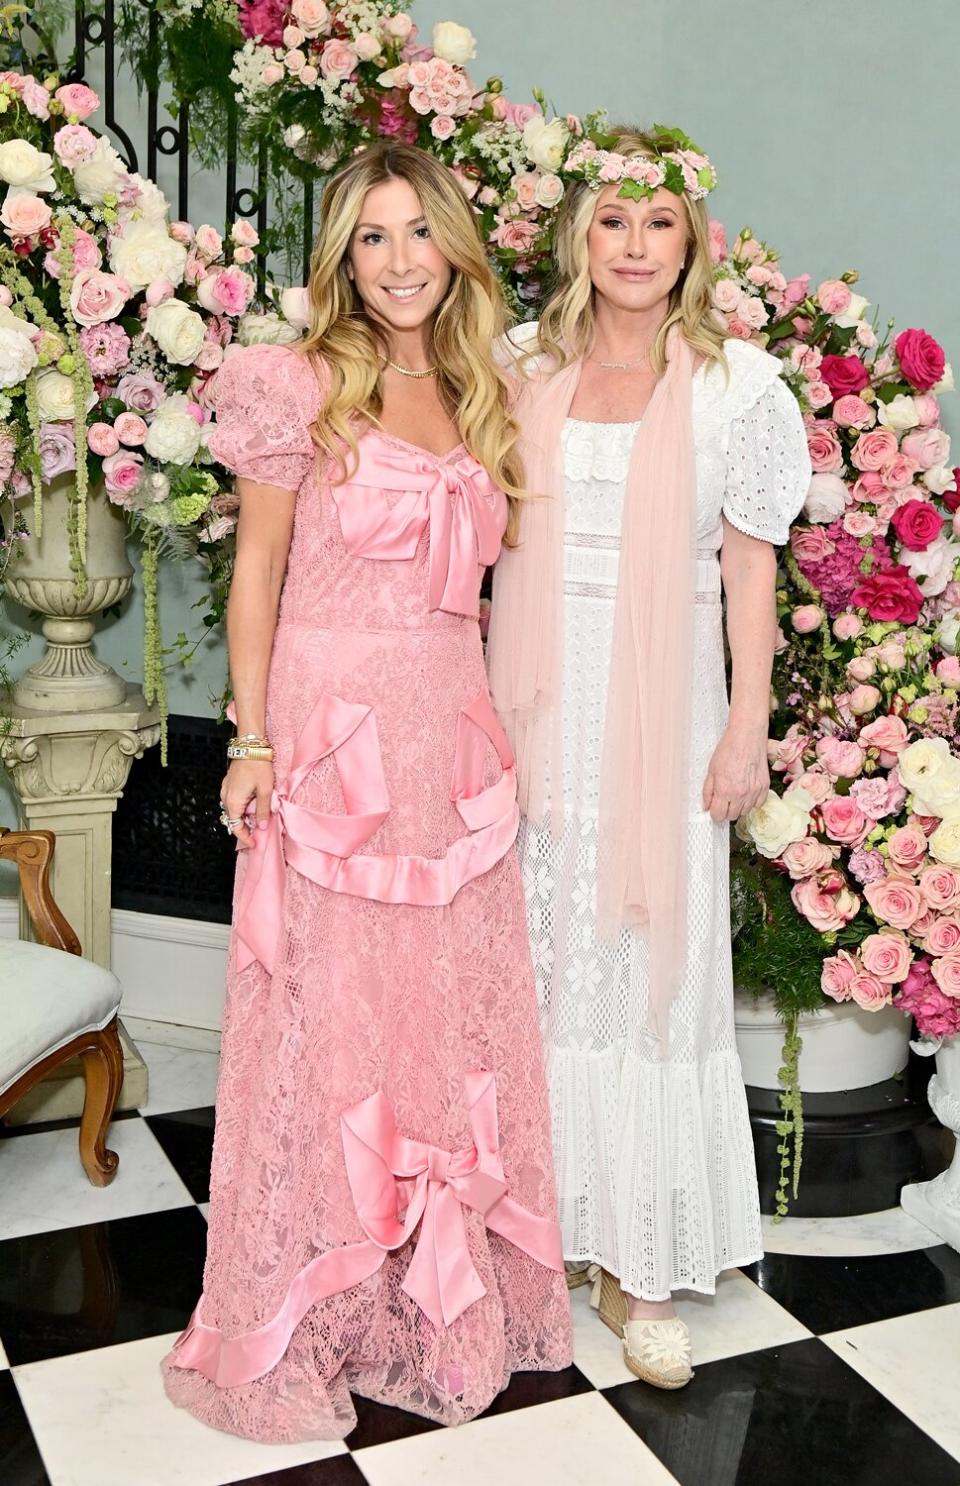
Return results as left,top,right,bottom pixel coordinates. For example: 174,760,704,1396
55,82,100,120
890,499,944,552
69,269,131,328
923,916,960,958
863,874,925,929
919,865,960,912
850,566,924,624
819,353,869,400
821,949,858,1001
895,328,946,393
861,931,913,983
931,951,960,999
821,795,871,848
851,428,898,472
850,972,891,1011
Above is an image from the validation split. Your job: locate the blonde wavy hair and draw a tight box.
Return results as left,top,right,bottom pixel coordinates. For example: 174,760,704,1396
538,125,728,380
299,142,526,541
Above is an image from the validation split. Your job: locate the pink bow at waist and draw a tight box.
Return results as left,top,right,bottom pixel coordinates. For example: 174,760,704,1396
331,445,506,618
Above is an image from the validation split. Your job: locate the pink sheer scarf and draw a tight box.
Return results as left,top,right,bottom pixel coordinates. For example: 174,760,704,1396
488,328,696,1044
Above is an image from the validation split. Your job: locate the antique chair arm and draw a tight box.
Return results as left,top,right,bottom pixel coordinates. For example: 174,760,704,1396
0,828,82,955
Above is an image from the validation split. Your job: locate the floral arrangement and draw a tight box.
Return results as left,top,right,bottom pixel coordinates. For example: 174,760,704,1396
0,65,281,741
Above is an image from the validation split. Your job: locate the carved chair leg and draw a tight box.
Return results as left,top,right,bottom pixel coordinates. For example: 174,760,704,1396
78,1018,124,1187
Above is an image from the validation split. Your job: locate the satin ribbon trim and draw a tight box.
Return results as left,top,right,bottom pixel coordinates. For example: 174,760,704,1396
168,1072,564,1390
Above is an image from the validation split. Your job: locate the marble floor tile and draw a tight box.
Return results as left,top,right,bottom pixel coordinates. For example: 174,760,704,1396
570,1270,812,1390
742,1243,960,1333
141,1043,221,1117
218,1462,368,1486
199,1202,210,1222
0,1118,193,1242
0,1370,49,1486
0,1205,208,1367
13,1333,348,1486
145,1107,215,1203
761,1205,940,1257
603,1336,959,1486
354,1390,679,1486
822,1302,960,1464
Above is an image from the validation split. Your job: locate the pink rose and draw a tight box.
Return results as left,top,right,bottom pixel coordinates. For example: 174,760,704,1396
320,38,358,78
194,224,223,260
895,328,946,393
0,192,52,239
791,527,836,563
284,48,307,73
193,340,224,372
708,219,728,265
21,79,50,120
114,411,148,447
843,512,877,538
833,613,863,641
102,450,143,503
291,0,330,34
714,280,742,314
913,395,941,428
790,769,833,805
852,428,899,472
900,427,950,472
864,874,925,928
848,684,882,716
791,872,860,933
923,916,960,957
931,950,960,998
833,395,874,429
282,24,305,47
861,930,913,983
196,266,255,317
354,31,381,60
490,219,541,252
887,826,929,874
850,973,891,1011
935,656,960,686
781,837,837,879
880,454,918,493
511,172,540,211
260,63,285,86
44,227,100,280
430,114,456,141
169,221,194,245
231,220,259,248
38,422,77,480
821,949,859,1002
851,470,886,503
816,279,852,315
69,269,131,327
806,424,845,474
821,795,871,847
116,370,166,413
87,422,120,457
145,277,175,308
859,714,909,755
919,864,960,911
53,124,97,167
792,604,823,634
233,245,254,265
55,83,100,120
815,736,865,780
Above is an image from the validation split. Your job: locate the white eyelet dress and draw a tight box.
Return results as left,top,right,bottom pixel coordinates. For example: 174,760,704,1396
516,338,812,1300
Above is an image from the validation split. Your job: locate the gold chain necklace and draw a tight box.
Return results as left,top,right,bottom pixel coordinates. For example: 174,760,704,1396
386,359,439,379
589,353,651,371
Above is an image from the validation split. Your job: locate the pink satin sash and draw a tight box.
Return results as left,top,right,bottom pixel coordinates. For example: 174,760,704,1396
330,442,506,619
169,1071,564,1388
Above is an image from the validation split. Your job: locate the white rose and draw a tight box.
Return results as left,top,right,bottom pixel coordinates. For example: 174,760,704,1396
740,787,814,860
0,139,56,192
930,819,960,866
832,292,869,329
904,535,960,599
238,311,302,347
803,472,848,525
933,363,955,395
71,135,127,205
899,737,960,818
877,393,921,436
144,407,202,464
283,123,306,148
534,172,564,209
922,464,956,496
279,285,311,331
124,173,170,222
109,218,188,291
0,324,38,388
145,300,206,365
431,21,476,66
34,368,96,422
523,115,569,174
936,608,960,656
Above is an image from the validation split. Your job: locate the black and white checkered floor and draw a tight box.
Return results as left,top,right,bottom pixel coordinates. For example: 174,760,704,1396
3,1035,960,1486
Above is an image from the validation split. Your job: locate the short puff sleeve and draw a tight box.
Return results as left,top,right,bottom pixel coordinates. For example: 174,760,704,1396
207,343,323,493
720,344,811,546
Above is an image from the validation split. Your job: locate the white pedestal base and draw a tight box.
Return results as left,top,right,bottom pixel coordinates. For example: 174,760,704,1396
900,1043,960,1252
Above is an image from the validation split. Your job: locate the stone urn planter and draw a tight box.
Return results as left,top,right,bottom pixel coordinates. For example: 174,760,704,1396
901,1038,960,1250
3,475,133,713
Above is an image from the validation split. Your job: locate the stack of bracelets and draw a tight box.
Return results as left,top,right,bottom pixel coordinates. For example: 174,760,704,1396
226,734,274,762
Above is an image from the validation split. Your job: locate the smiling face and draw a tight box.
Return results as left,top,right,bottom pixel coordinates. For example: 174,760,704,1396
346,176,453,341
586,183,689,315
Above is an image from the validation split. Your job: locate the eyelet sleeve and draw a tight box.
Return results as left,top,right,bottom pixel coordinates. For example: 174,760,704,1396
207,343,323,493
722,370,812,546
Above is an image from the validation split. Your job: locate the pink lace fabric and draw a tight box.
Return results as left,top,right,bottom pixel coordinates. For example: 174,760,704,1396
161,344,572,1442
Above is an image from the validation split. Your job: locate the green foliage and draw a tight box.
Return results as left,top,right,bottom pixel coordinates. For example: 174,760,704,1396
731,845,828,1021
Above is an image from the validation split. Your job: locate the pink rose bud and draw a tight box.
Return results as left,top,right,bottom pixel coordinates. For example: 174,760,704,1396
283,24,306,46
233,245,254,265
145,277,175,307
87,422,120,457
299,64,319,84
792,604,823,634
354,31,381,59
833,613,863,641
260,63,285,86
847,656,876,683
848,684,882,716
169,221,194,245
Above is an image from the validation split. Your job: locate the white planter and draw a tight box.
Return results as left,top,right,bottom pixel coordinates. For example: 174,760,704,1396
901,1038,960,1251
734,989,911,1093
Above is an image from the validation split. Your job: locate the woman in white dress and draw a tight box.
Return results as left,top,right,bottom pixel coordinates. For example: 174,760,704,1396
487,125,811,1387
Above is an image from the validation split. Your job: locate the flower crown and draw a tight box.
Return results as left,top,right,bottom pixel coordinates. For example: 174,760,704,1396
563,124,717,204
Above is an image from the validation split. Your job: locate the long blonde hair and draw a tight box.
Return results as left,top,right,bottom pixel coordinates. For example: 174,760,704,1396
299,143,526,540
538,125,727,379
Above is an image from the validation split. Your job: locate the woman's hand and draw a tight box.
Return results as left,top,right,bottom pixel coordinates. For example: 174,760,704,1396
702,724,769,823
220,759,274,849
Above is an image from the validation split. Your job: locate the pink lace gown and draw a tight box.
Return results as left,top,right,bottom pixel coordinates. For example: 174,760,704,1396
161,343,572,1442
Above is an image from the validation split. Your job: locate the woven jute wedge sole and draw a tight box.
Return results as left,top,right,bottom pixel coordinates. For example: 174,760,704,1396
591,1266,629,1336
622,1345,692,1390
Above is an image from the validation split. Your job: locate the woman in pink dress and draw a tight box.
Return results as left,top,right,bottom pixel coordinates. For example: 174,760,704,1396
162,143,571,1443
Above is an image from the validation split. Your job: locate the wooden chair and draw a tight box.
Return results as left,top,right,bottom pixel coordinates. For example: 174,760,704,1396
0,828,124,1186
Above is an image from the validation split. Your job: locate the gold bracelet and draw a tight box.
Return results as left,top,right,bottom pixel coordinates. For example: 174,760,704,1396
231,733,270,747
226,743,274,761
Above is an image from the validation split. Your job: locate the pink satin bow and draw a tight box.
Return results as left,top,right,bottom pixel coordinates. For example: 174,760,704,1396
332,443,506,618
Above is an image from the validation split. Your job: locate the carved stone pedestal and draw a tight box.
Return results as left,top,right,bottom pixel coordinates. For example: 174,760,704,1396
1,687,161,1122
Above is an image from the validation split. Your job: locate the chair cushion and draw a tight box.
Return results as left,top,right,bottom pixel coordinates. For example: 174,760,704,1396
0,940,122,1095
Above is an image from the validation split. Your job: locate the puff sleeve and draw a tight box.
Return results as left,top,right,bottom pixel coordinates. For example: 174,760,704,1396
721,349,812,546
207,343,323,493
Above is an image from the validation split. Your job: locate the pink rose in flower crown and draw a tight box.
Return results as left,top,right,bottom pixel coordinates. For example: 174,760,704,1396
861,930,913,983
791,872,860,933
850,567,924,625
55,83,100,120
781,837,837,880
890,499,944,552
69,269,131,327
923,916,960,958
851,428,898,472
114,412,148,447
931,951,960,999
919,864,960,912
816,279,852,315
102,450,143,504
806,424,845,474
819,353,869,400
864,874,925,928
815,736,865,780
196,267,255,317
887,825,929,874
833,395,874,429
850,972,891,1011
821,795,871,848
895,328,946,393
53,124,97,167
821,949,859,1002
86,422,120,457
1,192,53,239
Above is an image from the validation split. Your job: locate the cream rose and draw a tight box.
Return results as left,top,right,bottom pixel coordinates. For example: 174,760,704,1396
71,135,127,205
803,473,848,525
832,292,869,329
431,21,476,65
0,320,38,388
930,819,960,869
145,300,207,365
741,787,814,860
899,737,960,818
34,368,96,423
877,393,921,436
237,311,302,347
0,139,56,193
523,115,569,173
109,219,188,291
935,609,960,656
